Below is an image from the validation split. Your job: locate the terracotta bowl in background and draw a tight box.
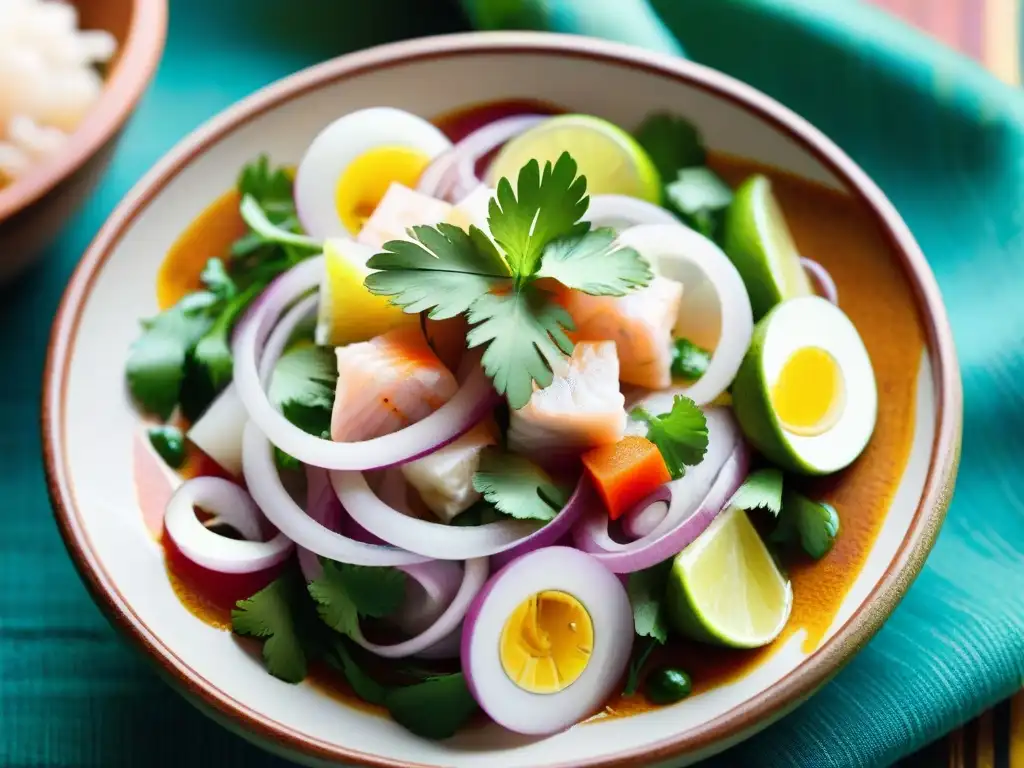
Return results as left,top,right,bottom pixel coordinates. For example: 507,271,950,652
0,0,167,282
42,32,961,768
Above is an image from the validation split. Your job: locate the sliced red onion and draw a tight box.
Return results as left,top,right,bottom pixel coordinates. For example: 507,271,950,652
350,558,488,659
620,486,671,540
801,257,839,305
419,114,547,201
575,408,748,572
241,422,429,566
231,257,499,470
332,471,590,561
587,195,683,231
617,224,754,408
461,547,633,735
164,476,293,574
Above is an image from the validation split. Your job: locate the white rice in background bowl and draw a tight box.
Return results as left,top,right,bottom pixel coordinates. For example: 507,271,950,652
0,0,117,186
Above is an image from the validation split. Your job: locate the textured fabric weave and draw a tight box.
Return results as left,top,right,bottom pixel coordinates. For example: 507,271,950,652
3,1,1023,766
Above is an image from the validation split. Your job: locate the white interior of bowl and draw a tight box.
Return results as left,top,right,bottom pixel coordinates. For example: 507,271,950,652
52,43,937,768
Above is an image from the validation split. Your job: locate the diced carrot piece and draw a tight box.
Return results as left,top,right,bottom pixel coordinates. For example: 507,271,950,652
581,436,672,520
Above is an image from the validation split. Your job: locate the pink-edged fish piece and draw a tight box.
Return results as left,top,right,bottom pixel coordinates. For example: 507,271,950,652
508,341,627,461
331,325,458,442
560,276,684,390
356,183,453,250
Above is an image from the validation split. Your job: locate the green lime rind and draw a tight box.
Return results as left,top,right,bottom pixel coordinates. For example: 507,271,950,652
665,510,792,649
723,175,810,320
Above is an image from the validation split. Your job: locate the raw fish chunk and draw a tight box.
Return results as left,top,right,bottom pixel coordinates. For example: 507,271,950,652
332,326,458,442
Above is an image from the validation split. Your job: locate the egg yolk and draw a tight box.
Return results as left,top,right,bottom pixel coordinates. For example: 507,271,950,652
770,346,846,436
499,590,593,694
334,146,432,234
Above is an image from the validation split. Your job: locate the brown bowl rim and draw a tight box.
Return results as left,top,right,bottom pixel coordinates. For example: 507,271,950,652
0,0,168,221
41,30,962,768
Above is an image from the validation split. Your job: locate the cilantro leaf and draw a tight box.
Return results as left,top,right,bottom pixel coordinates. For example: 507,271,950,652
384,673,479,740
327,639,389,706
771,491,840,560
488,152,589,277
200,257,237,302
466,285,574,409
126,292,218,419
237,153,293,211
308,560,407,638
631,396,709,479
627,561,671,644
634,113,706,181
231,569,312,684
537,228,652,296
450,499,506,527
665,167,733,241
729,468,784,516
670,338,711,380
365,223,511,320
192,281,265,398
269,345,338,437
623,636,659,697
472,448,567,522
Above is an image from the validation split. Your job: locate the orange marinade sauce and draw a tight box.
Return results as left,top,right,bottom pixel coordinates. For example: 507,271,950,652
147,102,924,719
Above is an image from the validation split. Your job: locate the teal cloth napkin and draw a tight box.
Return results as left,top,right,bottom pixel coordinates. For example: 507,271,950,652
3,1,1023,766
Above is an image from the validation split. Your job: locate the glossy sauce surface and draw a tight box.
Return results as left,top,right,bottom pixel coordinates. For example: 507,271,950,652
139,102,925,721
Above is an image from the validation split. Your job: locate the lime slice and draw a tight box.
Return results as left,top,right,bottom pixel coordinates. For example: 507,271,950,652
315,238,416,346
723,175,812,319
486,115,662,203
666,506,792,648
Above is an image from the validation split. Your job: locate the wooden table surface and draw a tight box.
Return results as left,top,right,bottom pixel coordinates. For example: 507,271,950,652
870,2,1022,766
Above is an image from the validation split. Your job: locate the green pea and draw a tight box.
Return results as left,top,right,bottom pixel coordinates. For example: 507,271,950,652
644,667,692,705
670,339,711,380
147,425,186,469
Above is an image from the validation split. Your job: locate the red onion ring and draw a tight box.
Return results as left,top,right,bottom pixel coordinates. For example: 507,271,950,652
349,558,489,659
586,195,683,231
418,114,547,201
620,485,671,540
241,422,429,566
573,442,749,573
332,471,590,561
801,257,839,305
164,476,293,574
231,256,499,470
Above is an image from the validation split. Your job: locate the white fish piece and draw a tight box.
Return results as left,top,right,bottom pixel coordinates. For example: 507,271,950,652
561,276,684,390
400,422,497,523
356,183,454,250
508,341,627,460
332,326,458,443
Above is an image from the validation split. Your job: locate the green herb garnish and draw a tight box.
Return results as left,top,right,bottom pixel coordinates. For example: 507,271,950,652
665,167,734,240
634,112,706,180
307,559,406,638
623,636,659,697
670,338,711,381
146,425,186,469
623,560,673,697
644,667,692,705
364,152,653,408
384,673,480,740
268,345,338,438
631,395,709,479
771,491,840,560
728,468,784,516
471,448,569,523
231,568,319,684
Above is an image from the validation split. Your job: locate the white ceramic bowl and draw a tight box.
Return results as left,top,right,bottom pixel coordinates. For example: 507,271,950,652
43,32,961,768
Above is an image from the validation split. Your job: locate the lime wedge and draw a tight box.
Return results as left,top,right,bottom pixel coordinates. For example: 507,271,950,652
486,114,662,203
666,506,792,648
315,238,416,346
723,175,812,319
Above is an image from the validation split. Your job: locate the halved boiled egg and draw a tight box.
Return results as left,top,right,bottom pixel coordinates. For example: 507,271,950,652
731,296,877,475
461,547,633,735
294,107,452,239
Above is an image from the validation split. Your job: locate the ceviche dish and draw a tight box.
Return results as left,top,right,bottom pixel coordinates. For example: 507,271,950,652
127,102,923,740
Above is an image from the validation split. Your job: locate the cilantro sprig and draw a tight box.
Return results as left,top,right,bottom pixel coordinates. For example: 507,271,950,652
472,448,569,523
126,155,319,425
307,559,407,638
623,560,672,696
728,468,784,516
631,395,709,479
364,152,653,408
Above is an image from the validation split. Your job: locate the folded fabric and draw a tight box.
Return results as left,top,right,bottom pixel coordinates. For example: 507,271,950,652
462,0,1024,765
